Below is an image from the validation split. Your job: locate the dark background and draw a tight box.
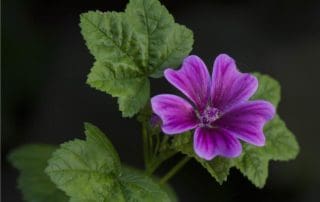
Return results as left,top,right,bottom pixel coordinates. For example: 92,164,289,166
2,0,320,201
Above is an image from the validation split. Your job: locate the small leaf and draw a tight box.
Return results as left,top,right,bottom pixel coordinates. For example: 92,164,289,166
8,144,68,202
81,0,193,117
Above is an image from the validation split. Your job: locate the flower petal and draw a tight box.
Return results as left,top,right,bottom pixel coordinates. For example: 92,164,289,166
193,127,242,160
151,94,198,134
216,101,275,146
211,54,258,111
164,55,210,111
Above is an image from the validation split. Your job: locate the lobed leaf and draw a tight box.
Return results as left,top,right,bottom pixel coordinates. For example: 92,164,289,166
81,0,193,117
46,122,170,202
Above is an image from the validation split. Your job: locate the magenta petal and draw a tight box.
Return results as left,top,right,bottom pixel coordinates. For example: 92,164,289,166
216,101,275,146
151,94,198,134
211,54,258,111
164,55,210,111
193,127,242,160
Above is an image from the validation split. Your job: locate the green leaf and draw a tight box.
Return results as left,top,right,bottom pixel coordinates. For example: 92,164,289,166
46,123,123,201
234,74,299,187
234,149,269,188
125,0,194,78
118,79,150,117
172,132,232,184
8,144,68,202
80,0,193,117
159,183,178,202
46,123,170,202
120,167,171,202
262,115,299,161
252,73,281,108
171,73,299,188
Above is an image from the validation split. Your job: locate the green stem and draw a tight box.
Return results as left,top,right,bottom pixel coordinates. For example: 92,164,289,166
154,133,160,156
142,124,150,168
146,150,177,175
160,136,169,148
159,156,191,185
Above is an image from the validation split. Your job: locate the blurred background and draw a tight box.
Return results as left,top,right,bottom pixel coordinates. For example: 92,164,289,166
2,0,320,201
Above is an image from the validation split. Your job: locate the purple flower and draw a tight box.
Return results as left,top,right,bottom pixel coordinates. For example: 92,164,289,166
151,54,275,160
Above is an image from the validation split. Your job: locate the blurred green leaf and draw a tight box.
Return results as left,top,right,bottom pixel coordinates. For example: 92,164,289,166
8,145,68,202
81,0,193,117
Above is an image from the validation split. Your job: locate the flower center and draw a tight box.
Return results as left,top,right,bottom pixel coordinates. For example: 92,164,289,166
198,107,221,128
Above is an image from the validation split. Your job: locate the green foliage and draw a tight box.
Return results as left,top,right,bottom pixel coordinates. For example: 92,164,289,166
8,145,68,202
234,115,299,188
262,116,299,161
120,167,172,202
46,123,170,202
80,0,194,117
172,73,299,188
234,148,269,188
252,73,281,107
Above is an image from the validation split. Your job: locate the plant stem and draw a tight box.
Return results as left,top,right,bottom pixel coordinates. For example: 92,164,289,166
146,150,177,175
154,133,160,156
142,124,150,168
159,156,191,185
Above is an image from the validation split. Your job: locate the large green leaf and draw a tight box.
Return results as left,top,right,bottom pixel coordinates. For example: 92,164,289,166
80,0,193,117
171,73,299,188
8,145,68,202
46,123,170,202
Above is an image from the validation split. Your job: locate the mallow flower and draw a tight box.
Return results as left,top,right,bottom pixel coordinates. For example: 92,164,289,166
151,54,275,160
